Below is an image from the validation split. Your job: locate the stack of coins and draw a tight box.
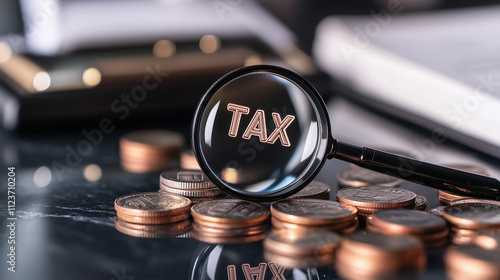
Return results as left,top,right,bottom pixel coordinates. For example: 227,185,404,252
442,202,500,245
180,149,200,170
366,209,448,249
438,164,489,205
337,168,401,188
270,199,358,234
190,199,270,244
336,186,417,224
159,169,226,204
286,181,330,199
263,229,340,268
336,231,426,280
445,245,500,280
114,192,192,238
119,130,184,173
414,195,428,210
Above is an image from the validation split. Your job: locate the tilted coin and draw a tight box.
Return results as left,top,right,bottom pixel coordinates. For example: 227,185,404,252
270,199,358,225
159,183,224,197
414,195,427,210
287,181,330,199
337,168,401,188
428,206,446,216
336,186,416,209
263,229,340,257
442,203,500,230
160,169,215,190
191,199,270,226
114,192,191,217
451,198,500,207
370,209,447,234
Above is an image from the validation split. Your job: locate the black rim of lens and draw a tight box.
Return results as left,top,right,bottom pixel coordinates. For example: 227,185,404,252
191,65,332,201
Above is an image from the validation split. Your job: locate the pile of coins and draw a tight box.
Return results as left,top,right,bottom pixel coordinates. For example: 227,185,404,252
270,199,358,234
159,169,227,204
190,199,270,244
263,229,340,268
119,130,184,173
336,186,417,224
366,209,448,249
336,231,426,280
286,181,330,199
337,167,402,188
114,192,192,238
442,202,500,245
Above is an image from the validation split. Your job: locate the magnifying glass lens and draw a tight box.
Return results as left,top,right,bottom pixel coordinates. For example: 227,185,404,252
193,67,330,201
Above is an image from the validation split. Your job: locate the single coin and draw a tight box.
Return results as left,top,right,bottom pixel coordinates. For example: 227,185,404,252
439,190,472,204
160,169,215,190
445,245,500,279
116,212,190,224
370,209,447,234
191,199,270,226
191,222,269,237
443,164,489,176
473,230,500,250
181,149,201,170
414,195,427,210
159,183,224,197
287,181,330,199
114,218,191,238
116,217,190,231
271,216,356,232
114,192,191,217
366,220,449,241
120,129,184,151
341,231,424,258
337,186,416,209
451,198,500,207
337,168,402,188
428,206,446,216
442,203,500,230
270,199,358,225
263,229,340,257
191,230,267,244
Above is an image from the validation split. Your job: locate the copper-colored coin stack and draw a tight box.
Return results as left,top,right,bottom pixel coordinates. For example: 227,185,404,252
263,229,340,268
286,181,330,199
366,209,449,249
159,169,226,204
180,149,200,170
336,186,417,224
442,202,500,245
120,130,184,173
445,244,500,280
438,164,489,205
337,167,402,188
114,192,192,238
336,231,426,280
190,199,270,244
270,199,358,234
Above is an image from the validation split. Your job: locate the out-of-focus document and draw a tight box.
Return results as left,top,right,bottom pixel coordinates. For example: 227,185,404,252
313,5,500,158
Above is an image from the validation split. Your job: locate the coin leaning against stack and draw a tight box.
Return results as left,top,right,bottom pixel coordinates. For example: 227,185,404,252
366,209,448,249
441,202,500,245
336,231,426,280
159,169,227,204
114,192,192,238
336,186,417,225
119,129,184,173
263,229,340,268
190,199,270,244
270,199,359,234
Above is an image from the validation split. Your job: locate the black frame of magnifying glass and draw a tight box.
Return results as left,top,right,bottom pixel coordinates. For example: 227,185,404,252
193,65,500,202
191,65,333,201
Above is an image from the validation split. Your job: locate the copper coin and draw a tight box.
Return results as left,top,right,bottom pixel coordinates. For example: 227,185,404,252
366,220,449,242
191,230,267,244
116,212,190,224
451,198,500,207
114,192,191,217
263,229,340,257
271,216,356,232
159,183,224,197
191,199,270,226
120,159,172,173
414,195,427,210
191,222,269,237
270,199,358,225
341,231,424,258
263,250,335,269
439,190,472,204
442,203,500,230
337,186,416,209
114,219,191,238
160,169,215,190
337,168,402,188
116,217,190,231
287,181,330,199
181,149,200,170
473,230,500,250
120,129,184,151
445,245,500,279
370,209,447,234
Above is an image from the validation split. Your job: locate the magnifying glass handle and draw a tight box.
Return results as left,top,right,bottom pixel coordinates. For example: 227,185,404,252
329,140,500,201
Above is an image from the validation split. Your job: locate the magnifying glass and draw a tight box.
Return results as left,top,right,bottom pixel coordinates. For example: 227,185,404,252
192,65,500,202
